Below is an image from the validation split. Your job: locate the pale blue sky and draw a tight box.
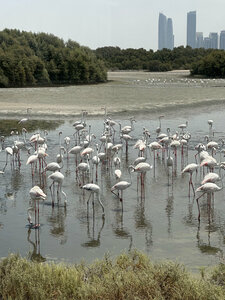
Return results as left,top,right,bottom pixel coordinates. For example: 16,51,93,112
0,0,224,50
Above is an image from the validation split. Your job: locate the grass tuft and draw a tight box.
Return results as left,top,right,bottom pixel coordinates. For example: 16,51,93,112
0,250,225,299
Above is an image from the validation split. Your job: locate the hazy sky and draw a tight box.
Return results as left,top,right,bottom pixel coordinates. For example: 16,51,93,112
0,0,224,50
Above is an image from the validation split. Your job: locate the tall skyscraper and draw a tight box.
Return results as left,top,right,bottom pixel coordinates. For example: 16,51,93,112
209,33,218,49
158,13,174,50
196,32,203,48
158,13,167,50
220,31,225,50
203,37,211,49
187,11,196,48
167,18,174,50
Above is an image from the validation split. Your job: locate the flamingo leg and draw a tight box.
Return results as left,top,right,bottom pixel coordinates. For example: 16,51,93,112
196,192,206,221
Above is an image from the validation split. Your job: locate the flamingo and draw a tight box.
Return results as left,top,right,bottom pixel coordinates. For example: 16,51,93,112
201,172,221,185
82,183,105,216
29,186,46,228
18,108,32,125
114,169,122,180
120,117,136,135
2,147,13,172
76,155,90,186
44,162,62,173
178,121,188,133
92,144,100,182
48,171,67,207
148,141,162,175
133,156,146,166
111,181,131,210
155,115,164,135
129,162,152,191
182,163,198,197
195,182,222,221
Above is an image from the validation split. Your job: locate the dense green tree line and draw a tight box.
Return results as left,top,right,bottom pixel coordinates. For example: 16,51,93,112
94,46,215,72
0,29,107,87
191,50,225,77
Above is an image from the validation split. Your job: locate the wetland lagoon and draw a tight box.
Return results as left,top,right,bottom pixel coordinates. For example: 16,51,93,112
1,71,225,273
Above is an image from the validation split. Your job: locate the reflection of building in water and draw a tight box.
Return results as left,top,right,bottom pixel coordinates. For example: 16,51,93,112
81,216,105,248
47,206,67,245
27,228,46,262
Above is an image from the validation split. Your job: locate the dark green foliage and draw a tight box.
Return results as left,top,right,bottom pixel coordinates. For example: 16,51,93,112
0,29,107,87
95,45,216,72
191,50,225,77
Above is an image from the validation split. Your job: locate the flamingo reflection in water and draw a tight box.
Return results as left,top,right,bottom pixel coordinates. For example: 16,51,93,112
27,227,46,262
81,215,105,248
196,224,222,257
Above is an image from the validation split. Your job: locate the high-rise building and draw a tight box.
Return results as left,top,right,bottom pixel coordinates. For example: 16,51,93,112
196,32,203,48
203,37,211,49
158,13,167,50
167,18,174,50
158,13,174,50
187,11,196,48
220,31,225,50
209,32,218,49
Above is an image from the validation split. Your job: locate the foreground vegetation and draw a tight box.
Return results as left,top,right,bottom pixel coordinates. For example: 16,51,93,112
1,251,225,299
0,29,107,87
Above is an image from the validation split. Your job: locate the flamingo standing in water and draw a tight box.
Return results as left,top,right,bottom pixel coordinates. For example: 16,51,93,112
48,171,67,207
182,163,198,197
111,181,131,211
29,186,46,228
129,162,152,192
2,147,13,172
82,183,105,217
195,182,222,221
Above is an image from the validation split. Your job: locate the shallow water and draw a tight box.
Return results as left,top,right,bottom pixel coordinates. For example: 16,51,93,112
1,108,225,272
1,71,225,118
1,71,225,272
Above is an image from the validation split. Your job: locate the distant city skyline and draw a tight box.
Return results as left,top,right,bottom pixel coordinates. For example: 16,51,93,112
159,10,225,50
0,0,225,51
158,13,174,50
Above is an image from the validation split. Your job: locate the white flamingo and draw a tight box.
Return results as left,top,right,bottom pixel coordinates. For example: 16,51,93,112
82,183,105,216
195,182,222,221
48,171,67,207
29,186,46,228
111,181,131,210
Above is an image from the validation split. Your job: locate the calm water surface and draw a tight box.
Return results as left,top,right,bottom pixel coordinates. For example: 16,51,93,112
0,72,225,273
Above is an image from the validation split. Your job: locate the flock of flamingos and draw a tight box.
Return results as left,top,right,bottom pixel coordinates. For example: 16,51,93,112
0,110,224,230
